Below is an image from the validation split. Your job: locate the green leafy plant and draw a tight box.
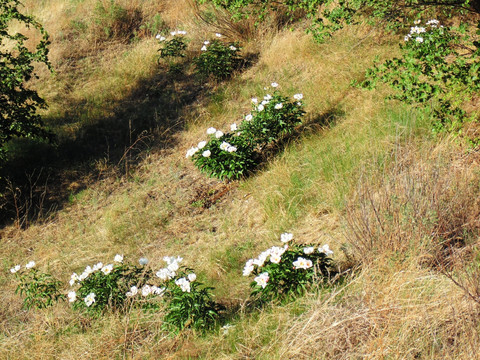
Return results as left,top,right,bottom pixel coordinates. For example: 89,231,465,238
193,39,241,80
197,0,477,42
359,19,480,135
243,233,335,303
186,84,305,180
162,267,221,334
158,31,188,59
10,262,64,309
239,90,305,147
0,0,53,163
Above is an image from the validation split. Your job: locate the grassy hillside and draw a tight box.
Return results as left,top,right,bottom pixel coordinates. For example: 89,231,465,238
1,0,480,358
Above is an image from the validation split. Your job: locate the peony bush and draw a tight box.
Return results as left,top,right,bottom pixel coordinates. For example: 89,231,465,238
187,83,305,179
243,233,335,303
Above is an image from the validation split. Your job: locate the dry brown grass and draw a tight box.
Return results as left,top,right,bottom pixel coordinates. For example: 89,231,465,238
279,263,480,359
2,1,480,358
345,140,480,265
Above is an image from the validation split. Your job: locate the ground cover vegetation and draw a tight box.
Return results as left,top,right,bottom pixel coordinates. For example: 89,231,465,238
1,0,480,358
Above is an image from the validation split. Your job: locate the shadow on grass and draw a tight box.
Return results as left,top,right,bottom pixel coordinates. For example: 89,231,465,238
0,60,238,228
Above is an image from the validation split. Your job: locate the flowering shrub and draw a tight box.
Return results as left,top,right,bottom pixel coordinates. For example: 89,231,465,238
161,266,221,333
193,39,242,80
10,261,64,309
243,233,334,303
240,90,305,147
359,20,480,135
68,255,158,313
188,131,257,179
158,30,188,58
68,254,220,332
186,84,305,179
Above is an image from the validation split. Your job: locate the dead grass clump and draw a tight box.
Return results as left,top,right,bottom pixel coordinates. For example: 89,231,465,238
280,266,480,359
345,143,480,264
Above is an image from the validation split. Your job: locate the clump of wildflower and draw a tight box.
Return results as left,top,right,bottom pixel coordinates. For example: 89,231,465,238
245,233,335,302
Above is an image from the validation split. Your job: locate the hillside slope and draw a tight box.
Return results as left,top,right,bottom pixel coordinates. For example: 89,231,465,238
1,1,480,359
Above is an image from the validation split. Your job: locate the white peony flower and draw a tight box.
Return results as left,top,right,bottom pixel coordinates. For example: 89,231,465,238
274,103,283,110
303,247,315,254
101,264,113,275
270,254,282,264
271,82,279,88
254,272,269,288
264,94,272,101
201,45,207,51
293,93,303,101
10,265,20,274
92,262,103,271
167,261,179,272
141,284,152,297
198,141,207,149
215,130,224,138
114,254,123,263
139,257,149,265
126,286,138,297
215,33,222,37
68,291,77,303
227,146,237,153
318,244,334,256
152,286,166,296
243,259,254,276
69,273,79,286
175,277,191,292
293,257,313,270
156,268,175,281
202,150,211,157
280,232,294,243
230,123,237,131
229,45,237,51
25,261,36,269
220,141,230,151
171,31,177,36
257,104,264,112
207,127,216,135
415,36,424,43
186,147,199,158
251,98,258,104
245,114,253,121
188,273,197,282
204,40,210,45
84,292,96,307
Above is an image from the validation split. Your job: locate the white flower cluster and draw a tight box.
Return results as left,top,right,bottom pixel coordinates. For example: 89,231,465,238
10,261,36,274
156,256,196,293
404,20,442,43
67,254,124,306
156,29,186,41
156,256,183,280
126,284,166,297
170,30,187,36
243,232,334,289
220,141,237,153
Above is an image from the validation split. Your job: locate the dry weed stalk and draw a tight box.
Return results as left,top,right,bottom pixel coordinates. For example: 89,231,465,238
345,145,480,264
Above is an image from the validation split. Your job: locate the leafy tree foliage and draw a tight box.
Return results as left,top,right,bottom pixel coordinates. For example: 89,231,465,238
197,0,478,41
0,0,53,161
